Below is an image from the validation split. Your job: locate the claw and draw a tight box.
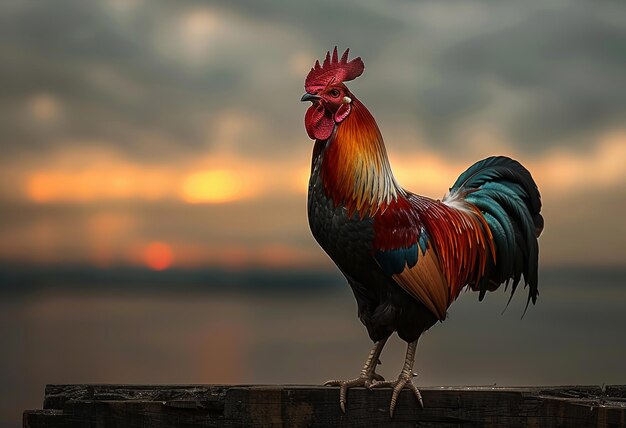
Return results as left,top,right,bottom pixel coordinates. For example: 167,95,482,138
409,382,424,408
324,374,383,413
324,339,390,412
370,374,423,417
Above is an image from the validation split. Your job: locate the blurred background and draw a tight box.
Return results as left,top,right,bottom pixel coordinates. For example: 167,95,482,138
1,0,625,426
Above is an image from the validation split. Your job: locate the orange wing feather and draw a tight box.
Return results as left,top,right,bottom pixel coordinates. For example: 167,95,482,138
410,195,494,303
392,246,449,320
374,194,495,320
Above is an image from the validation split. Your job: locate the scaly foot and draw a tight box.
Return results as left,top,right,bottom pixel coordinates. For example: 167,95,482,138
370,339,423,417
324,338,388,412
369,372,423,417
324,372,385,412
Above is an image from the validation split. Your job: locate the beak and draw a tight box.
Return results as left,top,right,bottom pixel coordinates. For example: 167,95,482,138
300,92,321,102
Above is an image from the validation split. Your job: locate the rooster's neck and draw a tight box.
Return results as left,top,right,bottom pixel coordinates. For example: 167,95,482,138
319,97,400,217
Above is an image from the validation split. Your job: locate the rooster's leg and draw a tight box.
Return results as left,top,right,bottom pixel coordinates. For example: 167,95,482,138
370,339,423,417
324,337,388,412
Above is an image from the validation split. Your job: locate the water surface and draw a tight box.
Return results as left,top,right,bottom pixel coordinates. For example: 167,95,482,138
2,269,625,427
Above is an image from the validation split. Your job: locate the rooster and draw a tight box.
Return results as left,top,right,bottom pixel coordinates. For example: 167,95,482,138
301,47,543,416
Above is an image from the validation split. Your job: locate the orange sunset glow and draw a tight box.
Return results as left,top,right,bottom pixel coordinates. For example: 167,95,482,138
24,160,176,203
180,169,244,204
4,129,625,269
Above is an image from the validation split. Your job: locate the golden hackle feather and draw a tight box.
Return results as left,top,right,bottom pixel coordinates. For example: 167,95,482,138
321,98,398,218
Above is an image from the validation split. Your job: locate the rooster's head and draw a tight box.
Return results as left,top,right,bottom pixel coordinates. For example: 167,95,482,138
301,47,364,140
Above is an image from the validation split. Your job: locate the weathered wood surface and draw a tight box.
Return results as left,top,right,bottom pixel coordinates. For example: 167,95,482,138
24,384,626,427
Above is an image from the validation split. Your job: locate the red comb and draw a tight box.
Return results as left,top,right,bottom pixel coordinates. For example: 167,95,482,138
305,47,364,93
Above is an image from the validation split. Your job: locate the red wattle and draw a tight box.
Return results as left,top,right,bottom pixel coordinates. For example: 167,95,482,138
305,103,334,140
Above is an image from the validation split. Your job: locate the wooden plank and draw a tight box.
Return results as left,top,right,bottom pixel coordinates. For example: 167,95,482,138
606,385,626,399
23,384,626,428
43,384,230,412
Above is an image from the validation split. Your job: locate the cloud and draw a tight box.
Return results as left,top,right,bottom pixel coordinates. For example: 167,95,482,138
0,0,624,268
1,0,624,164
432,2,626,150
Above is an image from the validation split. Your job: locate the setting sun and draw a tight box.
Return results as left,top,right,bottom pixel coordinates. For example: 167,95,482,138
143,242,174,271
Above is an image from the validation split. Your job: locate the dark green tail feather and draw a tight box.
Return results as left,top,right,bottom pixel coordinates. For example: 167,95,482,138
450,156,543,310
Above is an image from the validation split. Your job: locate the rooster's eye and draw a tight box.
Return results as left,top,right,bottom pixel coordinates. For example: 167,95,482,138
329,89,340,98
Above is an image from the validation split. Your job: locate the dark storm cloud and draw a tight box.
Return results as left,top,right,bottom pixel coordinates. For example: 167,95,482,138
205,0,402,47
0,0,624,162
0,0,250,160
433,2,626,150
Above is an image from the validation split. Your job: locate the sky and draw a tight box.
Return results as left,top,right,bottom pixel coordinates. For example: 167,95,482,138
1,0,625,271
